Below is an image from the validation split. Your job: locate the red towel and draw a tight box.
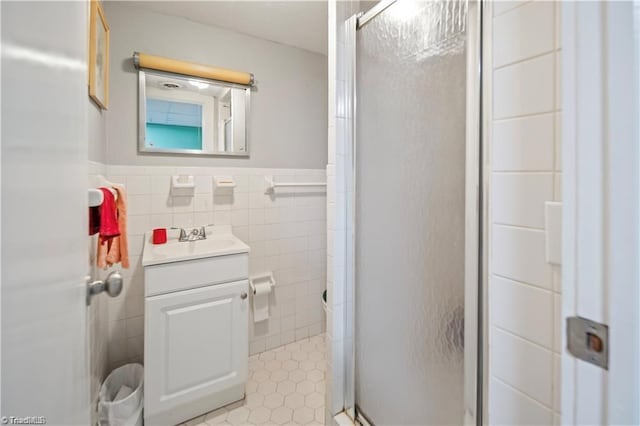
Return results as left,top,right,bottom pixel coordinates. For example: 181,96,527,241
99,187,120,239
102,185,130,269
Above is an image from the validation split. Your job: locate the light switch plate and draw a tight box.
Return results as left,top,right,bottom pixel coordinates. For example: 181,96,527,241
545,201,562,264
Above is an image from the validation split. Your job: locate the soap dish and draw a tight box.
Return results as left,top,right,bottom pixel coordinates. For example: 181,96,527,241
171,175,195,196
214,176,236,190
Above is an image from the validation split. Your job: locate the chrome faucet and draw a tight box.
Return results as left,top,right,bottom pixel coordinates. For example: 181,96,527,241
178,226,207,242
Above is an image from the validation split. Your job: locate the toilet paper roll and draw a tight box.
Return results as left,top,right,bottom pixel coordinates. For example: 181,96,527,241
252,282,272,323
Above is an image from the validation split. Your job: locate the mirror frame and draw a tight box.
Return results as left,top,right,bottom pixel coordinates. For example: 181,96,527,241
138,69,251,157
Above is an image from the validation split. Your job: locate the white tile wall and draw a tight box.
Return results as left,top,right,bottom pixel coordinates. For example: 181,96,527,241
493,1,555,68
492,225,551,288
492,114,555,171
493,54,555,119
491,276,553,348
489,378,553,426
489,1,562,424
492,173,554,228
98,164,326,370
491,329,553,406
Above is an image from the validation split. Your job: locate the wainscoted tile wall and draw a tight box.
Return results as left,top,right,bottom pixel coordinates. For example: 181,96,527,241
489,1,562,425
89,162,326,370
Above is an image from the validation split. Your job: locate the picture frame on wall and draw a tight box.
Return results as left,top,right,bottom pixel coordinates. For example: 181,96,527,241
89,0,109,109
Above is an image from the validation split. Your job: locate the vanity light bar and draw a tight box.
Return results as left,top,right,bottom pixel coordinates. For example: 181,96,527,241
133,52,254,86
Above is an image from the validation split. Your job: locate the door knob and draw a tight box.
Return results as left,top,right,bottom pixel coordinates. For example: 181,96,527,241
240,292,248,300
86,271,123,305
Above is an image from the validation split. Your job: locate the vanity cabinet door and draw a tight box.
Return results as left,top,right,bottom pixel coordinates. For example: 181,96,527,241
144,280,248,420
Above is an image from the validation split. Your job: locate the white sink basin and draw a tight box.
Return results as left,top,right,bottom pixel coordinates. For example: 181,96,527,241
142,225,250,266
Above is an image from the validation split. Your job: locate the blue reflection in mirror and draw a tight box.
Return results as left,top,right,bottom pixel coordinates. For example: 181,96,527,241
145,98,203,150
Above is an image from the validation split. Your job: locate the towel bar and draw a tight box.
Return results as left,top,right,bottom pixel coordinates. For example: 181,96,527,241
264,175,327,193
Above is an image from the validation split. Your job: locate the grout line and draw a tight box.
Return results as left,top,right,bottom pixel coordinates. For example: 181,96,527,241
492,324,554,353
492,222,545,231
493,49,557,71
493,170,555,174
492,0,534,18
490,273,554,295
491,376,554,412
492,170,555,174
492,272,552,293
492,223,546,232
493,109,562,122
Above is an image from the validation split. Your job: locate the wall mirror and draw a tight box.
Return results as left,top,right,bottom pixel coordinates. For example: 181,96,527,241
138,69,250,156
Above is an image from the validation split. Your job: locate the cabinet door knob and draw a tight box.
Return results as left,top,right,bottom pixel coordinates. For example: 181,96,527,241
240,292,248,299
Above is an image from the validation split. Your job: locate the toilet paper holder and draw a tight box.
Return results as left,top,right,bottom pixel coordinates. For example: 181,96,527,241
249,272,275,294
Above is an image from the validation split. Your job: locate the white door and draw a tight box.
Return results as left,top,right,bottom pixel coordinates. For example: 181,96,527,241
1,1,90,424
562,1,640,424
145,280,249,419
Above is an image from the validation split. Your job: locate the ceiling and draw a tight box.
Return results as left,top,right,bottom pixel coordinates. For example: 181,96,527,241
129,1,329,55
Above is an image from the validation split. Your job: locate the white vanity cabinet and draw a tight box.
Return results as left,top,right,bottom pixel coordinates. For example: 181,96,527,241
142,226,250,426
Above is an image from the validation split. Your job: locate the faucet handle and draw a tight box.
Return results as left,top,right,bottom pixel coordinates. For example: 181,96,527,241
176,226,206,242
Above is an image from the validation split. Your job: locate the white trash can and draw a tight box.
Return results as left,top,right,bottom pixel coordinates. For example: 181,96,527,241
98,363,144,426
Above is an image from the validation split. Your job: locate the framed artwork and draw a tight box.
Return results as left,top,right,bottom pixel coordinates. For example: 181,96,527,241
89,0,109,109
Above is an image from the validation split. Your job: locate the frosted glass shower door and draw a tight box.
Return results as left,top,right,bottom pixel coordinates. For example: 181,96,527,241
354,1,468,424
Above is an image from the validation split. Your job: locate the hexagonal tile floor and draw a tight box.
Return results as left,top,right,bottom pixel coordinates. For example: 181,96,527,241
180,334,326,426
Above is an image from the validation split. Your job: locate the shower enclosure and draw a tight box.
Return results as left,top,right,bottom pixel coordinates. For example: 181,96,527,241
339,0,483,424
